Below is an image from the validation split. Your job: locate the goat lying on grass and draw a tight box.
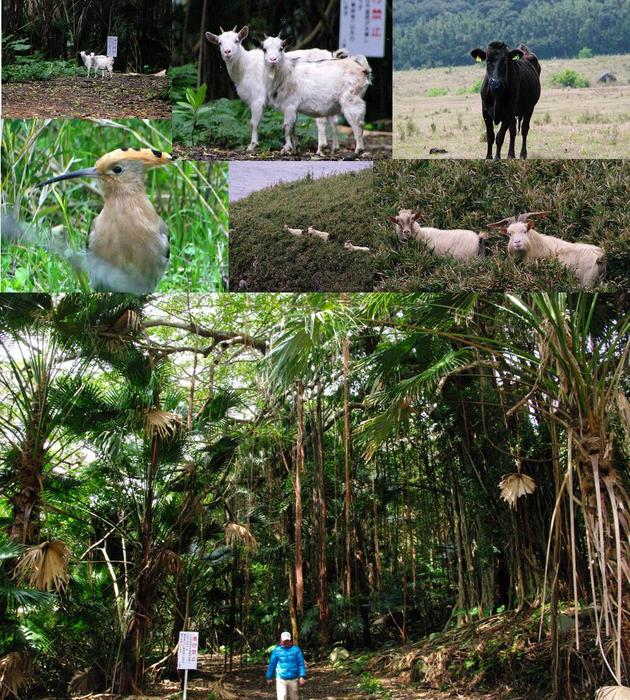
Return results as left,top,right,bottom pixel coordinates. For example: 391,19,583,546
488,211,605,287
344,241,370,252
389,209,487,259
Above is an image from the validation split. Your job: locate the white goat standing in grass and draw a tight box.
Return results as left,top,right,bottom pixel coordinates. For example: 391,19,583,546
390,209,487,259
89,52,114,79
256,34,371,155
206,26,344,155
488,211,605,287
79,51,93,77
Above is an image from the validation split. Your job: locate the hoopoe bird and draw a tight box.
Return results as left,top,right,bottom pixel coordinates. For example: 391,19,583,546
38,148,175,293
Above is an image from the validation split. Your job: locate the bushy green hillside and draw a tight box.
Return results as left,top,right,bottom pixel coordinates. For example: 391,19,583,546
229,170,378,291
372,159,630,291
394,0,630,69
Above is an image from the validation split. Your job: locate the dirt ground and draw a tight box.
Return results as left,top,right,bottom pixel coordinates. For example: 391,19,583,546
173,129,392,161
139,655,505,700
2,74,170,119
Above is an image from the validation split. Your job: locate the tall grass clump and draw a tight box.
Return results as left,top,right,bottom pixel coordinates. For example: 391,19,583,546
372,159,630,292
1,119,228,292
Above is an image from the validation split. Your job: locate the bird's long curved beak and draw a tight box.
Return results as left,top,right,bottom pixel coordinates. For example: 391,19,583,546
37,167,99,187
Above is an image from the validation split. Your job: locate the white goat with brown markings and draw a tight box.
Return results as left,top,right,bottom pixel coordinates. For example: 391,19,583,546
488,211,605,287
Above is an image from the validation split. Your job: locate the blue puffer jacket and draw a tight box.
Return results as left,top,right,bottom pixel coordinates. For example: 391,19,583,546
266,644,307,680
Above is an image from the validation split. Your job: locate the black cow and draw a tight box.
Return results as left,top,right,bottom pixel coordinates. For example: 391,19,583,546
470,41,541,159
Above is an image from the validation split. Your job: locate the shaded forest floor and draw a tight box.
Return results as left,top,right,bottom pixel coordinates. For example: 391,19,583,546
143,655,500,699
2,75,170,119
173,129,392,161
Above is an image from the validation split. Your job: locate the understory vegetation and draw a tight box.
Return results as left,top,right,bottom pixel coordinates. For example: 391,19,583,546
1,119,228,293
372,159,630,291
229,169,377,291
0,293,628,699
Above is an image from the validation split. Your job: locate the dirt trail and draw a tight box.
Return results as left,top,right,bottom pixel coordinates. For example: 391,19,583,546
2,74,170,119
145,654,503,699
173,130,392,161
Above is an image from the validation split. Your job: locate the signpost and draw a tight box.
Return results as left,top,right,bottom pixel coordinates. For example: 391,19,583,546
339,0,386,58
106,36,118,58
177,631,199,700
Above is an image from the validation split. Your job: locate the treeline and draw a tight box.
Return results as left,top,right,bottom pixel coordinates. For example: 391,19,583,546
394,0,630,69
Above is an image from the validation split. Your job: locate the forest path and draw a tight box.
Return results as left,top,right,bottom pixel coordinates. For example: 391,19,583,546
2,74,170,119
149,654,501,699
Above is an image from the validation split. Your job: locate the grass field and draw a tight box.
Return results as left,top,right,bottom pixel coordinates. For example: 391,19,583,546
1,119,228,292
394,54,630,159
229,169,378,291
371,159,630,292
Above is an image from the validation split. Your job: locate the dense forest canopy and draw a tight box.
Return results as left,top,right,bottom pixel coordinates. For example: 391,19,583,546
394,0,630,69
1,293,628,698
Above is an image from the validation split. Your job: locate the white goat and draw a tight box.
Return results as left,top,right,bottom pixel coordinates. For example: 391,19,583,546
79,51,93,77
307,226,330,242
205,26,342,155
283,224,306,237
488,212,605,287
89,53,114,79
389,209,486,259
344,241,370,252
258,35,371,155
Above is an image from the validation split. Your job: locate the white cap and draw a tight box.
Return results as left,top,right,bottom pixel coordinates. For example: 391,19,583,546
280,631,292,642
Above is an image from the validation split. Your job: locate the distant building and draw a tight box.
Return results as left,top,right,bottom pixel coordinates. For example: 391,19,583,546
597,71,617,83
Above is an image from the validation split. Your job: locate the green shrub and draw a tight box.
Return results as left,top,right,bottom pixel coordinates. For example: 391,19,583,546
2,58,83,82
577,47,593,59
456,78,483,95
426,87,448,96
549,69,589,88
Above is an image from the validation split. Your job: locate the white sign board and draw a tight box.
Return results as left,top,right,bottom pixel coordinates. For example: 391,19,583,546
339,0,386,58
106,36,118,58
177,631,199,670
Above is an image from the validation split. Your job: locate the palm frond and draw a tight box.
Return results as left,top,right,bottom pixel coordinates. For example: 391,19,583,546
14,540,69,592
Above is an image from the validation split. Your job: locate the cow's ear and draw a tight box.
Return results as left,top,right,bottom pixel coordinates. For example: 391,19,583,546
470,48,486,62
526,220,534,230
388,216,399,224
509,49,524,61
411,212,422,222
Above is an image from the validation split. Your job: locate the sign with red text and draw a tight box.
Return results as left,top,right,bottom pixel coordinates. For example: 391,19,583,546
106,36,118,57
339,0,386,58
177,631,199,670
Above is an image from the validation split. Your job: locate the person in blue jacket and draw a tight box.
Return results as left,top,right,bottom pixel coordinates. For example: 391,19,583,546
266,631,307,699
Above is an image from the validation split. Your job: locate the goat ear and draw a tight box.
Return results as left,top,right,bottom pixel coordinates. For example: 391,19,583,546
411,212,421,222
526,220,535,230
282,36,294,49
388,216,399,224
205,32,219,45
238,26,249,40
470,48,486,62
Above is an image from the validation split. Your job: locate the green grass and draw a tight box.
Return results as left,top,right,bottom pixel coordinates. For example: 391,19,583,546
229,170,377,291
372,160,630,292
426,87,448,97
1,119,228,292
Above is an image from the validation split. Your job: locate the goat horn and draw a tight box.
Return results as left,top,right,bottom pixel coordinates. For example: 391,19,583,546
517,211,550,222
232,25,237,32
219,26,225,33
487,216,516,228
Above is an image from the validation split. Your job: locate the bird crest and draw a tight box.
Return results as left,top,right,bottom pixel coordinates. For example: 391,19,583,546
95,148,175,173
